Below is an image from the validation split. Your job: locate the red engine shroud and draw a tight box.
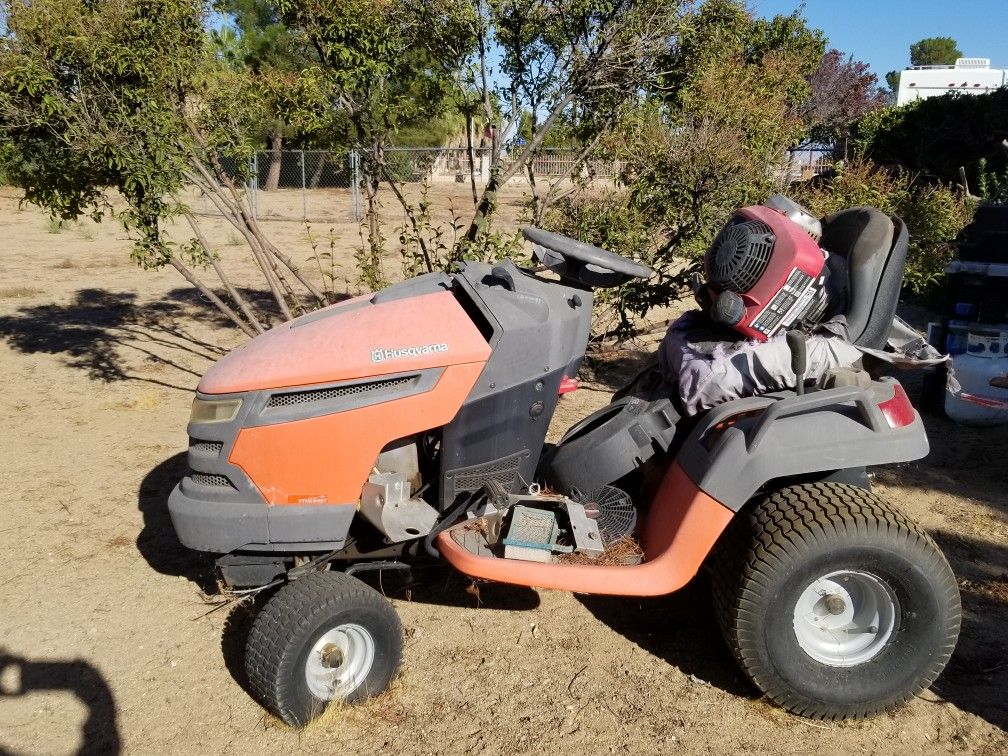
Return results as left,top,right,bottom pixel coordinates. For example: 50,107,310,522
709,204,827,342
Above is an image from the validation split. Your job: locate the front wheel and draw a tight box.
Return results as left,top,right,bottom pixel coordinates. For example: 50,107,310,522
712,483,960,720
245,571,403,726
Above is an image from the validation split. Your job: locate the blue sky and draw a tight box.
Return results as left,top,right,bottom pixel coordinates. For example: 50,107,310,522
753,1,1006,80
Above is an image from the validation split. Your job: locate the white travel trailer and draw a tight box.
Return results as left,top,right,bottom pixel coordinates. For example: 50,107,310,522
896,58,1006,105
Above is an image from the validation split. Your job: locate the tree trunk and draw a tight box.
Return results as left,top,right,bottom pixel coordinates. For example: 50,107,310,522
262,130,283,192
463,92,574,243
184,213,266,335
309,151,327,189
465,112,478,208
359,156,386,289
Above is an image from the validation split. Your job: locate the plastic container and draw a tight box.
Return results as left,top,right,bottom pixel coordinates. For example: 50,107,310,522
944,328,1008,426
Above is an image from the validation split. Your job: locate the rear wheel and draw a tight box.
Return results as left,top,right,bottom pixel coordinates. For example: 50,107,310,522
712,483,960,720
245,571,403,726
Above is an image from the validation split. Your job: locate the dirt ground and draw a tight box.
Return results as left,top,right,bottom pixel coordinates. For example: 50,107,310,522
0,187,1005,756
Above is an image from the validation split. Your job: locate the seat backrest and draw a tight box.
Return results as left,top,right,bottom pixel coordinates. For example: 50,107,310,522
819,207,909,349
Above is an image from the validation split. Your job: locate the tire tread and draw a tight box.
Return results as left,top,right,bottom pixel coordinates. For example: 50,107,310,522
711,482,960,720
245,571,403,726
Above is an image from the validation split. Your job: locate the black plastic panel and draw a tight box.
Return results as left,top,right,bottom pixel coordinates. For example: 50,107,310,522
541,397,680,494
439,368,565,508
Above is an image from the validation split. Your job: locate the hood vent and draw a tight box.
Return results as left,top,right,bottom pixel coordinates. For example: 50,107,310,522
266,375,419,409
189,472,236,489
189,439,223,456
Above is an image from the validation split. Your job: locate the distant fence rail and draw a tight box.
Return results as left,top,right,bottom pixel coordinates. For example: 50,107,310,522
190,144,831,222
778,143,837,183
191,147,621,222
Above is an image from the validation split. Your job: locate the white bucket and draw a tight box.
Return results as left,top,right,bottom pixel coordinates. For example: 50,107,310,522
945,329,1008,426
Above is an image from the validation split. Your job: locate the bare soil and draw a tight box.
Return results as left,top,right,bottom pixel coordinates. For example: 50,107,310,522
0,188,1005,755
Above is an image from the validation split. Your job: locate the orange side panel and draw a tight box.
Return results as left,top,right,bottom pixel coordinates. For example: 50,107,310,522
229,362,485,505
436,462,734,597
200,291,492,394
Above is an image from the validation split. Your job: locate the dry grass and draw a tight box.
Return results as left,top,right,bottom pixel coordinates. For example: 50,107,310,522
558,535,644,566
301,674,409,734
961,577,1008,604
0,285,44,298
106,534,131,549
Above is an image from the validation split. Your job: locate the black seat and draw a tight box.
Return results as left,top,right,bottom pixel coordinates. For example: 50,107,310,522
819,207,909,349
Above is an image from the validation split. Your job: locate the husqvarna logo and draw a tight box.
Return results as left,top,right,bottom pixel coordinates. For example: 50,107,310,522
371,343,449,363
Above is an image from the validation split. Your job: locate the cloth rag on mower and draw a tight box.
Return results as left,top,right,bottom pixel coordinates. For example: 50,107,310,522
660,311,952,415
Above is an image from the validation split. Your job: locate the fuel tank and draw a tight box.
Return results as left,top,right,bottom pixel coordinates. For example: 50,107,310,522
198,275,492,395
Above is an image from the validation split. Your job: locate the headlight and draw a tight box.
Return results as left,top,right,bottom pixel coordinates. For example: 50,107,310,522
190,397,242,424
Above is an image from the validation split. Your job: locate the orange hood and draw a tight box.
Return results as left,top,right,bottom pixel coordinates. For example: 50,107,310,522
199,290,492,394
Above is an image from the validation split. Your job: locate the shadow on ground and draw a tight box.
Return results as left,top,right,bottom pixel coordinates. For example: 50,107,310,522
929,531,1008,731
878,409,1008,729
0,287,287,391
576,576,754,699
135,452,214,592
0,648,120,755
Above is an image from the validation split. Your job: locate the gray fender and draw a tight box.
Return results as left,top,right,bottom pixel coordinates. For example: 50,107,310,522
676,379,928,512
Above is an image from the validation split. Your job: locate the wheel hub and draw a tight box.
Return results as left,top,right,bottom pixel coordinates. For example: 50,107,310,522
824,593,846,616
792,570,898,667
304,623,376,701
319,643,344,669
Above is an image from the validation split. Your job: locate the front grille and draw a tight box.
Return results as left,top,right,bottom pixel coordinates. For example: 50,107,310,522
189,440,223,455
189,472,235,489
266,375,418,408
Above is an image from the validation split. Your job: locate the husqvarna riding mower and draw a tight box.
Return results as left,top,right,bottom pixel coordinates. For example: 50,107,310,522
168,196,960,725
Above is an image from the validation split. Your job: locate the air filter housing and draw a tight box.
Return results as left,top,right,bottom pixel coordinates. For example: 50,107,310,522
703,201,829,341
707,220,775,293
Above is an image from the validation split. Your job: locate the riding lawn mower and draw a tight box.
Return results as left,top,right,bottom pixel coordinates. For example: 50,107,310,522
168,195,960,725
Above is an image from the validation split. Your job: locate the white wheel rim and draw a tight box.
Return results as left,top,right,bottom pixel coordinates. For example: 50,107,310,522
304,623,376,700
792,570,898,667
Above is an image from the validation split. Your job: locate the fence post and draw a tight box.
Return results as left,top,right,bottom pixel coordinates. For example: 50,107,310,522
247,154,254,219
349,149,361,222
300,149,307,220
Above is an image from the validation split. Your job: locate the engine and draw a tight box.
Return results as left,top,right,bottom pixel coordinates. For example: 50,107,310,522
702,195,832,341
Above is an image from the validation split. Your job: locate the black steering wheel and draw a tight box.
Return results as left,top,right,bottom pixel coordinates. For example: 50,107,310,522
522,227,651,288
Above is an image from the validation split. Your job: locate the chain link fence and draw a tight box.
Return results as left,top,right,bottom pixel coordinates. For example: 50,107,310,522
188,145,832,223
189,147,620,223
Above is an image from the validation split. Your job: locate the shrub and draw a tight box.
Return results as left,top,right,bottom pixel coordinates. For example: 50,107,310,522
850,89,1008,188
543,189,668,338
792,161,975,293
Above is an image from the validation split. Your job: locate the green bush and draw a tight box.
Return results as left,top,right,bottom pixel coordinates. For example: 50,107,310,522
792,161,975,293
544,189,667,337
850,89,1008,188
978,158,1008,204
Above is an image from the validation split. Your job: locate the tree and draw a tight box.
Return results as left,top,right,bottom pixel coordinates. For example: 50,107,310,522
910,36,961,67
547,0,827,337
464,0,684,239
851,88,1008,187
0,0,327,336
276,0,476,286
885,70,900,94
801,49,888,143
277,0,682,279
215,0,308,191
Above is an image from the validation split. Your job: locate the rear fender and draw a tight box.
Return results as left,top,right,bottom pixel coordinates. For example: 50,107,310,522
676,378,928,511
